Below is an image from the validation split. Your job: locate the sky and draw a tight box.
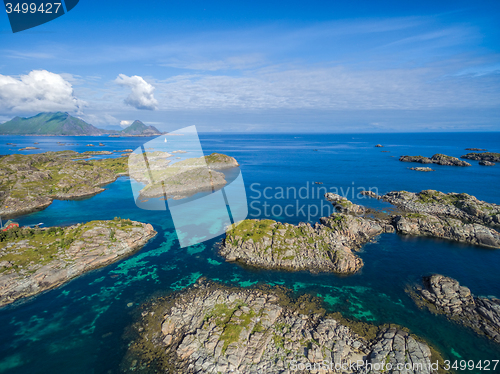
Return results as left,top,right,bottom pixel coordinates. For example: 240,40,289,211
0,0,499,132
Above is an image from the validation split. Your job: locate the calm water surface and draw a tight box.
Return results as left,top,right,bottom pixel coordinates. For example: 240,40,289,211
0,133,499,373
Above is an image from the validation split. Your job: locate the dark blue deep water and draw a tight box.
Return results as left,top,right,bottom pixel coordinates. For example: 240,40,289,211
0,133,499,373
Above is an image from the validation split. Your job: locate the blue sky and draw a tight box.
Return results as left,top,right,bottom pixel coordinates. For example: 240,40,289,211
0,0,499,132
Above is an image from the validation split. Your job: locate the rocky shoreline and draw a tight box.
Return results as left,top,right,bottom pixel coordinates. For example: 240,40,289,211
0,219,157,307
129,152,239,200
411,275,500,344
461,152,500,163
122,279,444,373
381,190,500,230
219,210,385,274
0,151,129,218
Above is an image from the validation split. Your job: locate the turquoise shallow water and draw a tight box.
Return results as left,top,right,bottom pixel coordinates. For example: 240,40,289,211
0,133,499,373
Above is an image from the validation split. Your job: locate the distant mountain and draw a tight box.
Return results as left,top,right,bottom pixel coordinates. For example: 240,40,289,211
119,120,163,136
0,112,104,136
97,124,124,133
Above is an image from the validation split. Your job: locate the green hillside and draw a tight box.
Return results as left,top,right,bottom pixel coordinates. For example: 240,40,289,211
0,112,104,136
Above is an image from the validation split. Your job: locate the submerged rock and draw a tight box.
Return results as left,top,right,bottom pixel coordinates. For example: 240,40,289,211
412,275,500,344
123,279,440,374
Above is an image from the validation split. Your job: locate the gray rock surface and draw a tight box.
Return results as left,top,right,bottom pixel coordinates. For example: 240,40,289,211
0,219,156,307
399,154,471,167
391,214,500,248
461,152,500,163
124,280,438,373
382,190,500,229
414,275,500,344
220,213,384,274
479,161,495,166
409,167,434,172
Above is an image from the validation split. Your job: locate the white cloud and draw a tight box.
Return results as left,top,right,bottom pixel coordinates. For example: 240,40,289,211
120,120,132,127
115,74,158,110
0,70,85,114
150,65,500,111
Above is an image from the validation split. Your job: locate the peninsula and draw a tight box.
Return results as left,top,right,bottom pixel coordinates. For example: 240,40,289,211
411,274,500,344
0,218,157,307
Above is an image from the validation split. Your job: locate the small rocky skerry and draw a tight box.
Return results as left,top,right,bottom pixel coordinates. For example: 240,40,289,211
399,154,471,167
0,219,157,307
123,279,443,373
411,274,500,344
461,152,500,163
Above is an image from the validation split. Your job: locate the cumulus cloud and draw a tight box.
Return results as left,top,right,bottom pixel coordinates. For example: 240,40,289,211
120,120,133,127
0,70,85,113
115,74,158,110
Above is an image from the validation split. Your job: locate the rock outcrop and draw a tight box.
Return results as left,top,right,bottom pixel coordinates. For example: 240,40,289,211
391,214,500,248
123,279,440,373
219,213,384,274
413,275,500,344
479,161,495,166
0,219,156,307
381,190,500,229
399,154,471,167
409,167,434,172
461,152,500,163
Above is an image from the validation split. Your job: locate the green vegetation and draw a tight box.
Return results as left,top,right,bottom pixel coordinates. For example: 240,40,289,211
0,152,129,213
0,219,138,273
416,190,465,206
204,301,256,353
0,112,104,135
228,219,275,243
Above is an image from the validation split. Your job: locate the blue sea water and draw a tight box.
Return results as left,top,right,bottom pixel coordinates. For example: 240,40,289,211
0,133,499,373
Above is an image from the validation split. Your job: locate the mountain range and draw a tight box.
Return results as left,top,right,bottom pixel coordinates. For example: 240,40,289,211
0,112,163,136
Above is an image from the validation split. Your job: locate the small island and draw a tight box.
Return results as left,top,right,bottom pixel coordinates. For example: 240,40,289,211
0,218,157,307
219,196,387,274
122,279,443,373
130,152,239,200
461,152,500,163
399,154,471,167
410,275,500,344
0,151,240,217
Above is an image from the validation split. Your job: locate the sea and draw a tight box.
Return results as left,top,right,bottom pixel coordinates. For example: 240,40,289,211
0,132,499,374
